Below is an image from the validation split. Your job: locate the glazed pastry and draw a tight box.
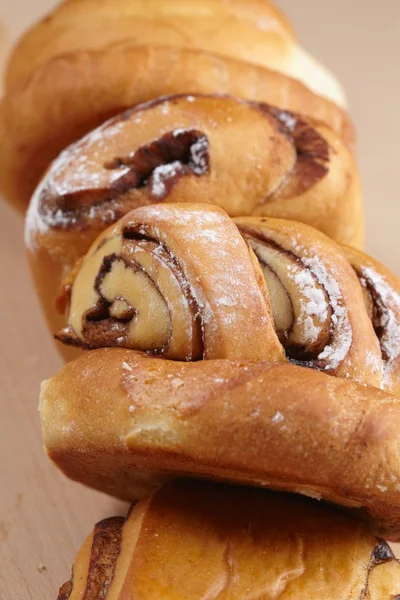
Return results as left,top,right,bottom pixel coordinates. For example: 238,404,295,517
57,205,382,387
0,0,354,210
41,348,400,540
57,480,400,599
344,245,400,397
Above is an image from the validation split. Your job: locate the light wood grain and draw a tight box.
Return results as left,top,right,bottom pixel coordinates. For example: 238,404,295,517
0,1,399,598
0,21,7,95
0,200,128,598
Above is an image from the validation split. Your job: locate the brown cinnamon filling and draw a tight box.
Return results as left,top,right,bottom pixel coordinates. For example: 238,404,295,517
83,518,125,600
355,268,392,362
38,95,333,233
57,578,74,600
74,254,146,348
57,517,124,600
360,540,399,599
57,227,204,360
262,106,330,201
243,230,334,367
370,540,395,563
40,129,209,230
105,129,208,177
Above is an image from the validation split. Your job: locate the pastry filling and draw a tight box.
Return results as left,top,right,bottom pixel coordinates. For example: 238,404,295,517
262,105,330,202
57,227,203,361
58,517,124,600
104,129,209,199
357,266,400,364
241,230,352,373
39,129,210,230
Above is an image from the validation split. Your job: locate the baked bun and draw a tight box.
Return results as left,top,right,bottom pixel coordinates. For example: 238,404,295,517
41,347,400,541
34,203,395,393
6,0,345,105
39,205,400,539
52,204,400,395
25,95,363,357
56,204,383,385
0,1,354,210
56,205,283,363
57,480,400,599
27,94,361,241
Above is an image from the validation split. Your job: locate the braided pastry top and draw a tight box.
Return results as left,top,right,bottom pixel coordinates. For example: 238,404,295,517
58,204,387,390
25,95,362,359
58,204,283,362
40,205,400,540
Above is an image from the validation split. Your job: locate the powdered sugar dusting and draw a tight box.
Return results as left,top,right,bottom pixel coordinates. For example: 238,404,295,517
361,267,400,362
171,378,184,389
149,134,208,197
277,111,297,132
143,207,268,352
151,161,183,198
283,242,352,370
377,484,388,493
272,411,285,424
25,99,210,243
51,118,130,196
257,17,275,32
190,136,208,175
25,117,129,241
301,256,352,369
173,128,186,137
288,268,328,342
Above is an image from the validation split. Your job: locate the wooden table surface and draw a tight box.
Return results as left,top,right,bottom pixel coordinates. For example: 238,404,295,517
1,1,399,598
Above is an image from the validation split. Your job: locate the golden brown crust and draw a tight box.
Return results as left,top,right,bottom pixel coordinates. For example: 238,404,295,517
6,0,344,107
32,96,344,224
24,95,362,358
29,95,360,238
56,206,380,387
343,244,400,398
40,348,400,540
1,44,354,211
57,204,284,362
5,0,295,86
58,482,400,599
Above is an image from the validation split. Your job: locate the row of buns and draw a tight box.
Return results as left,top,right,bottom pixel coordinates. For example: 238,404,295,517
2,0,400,597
